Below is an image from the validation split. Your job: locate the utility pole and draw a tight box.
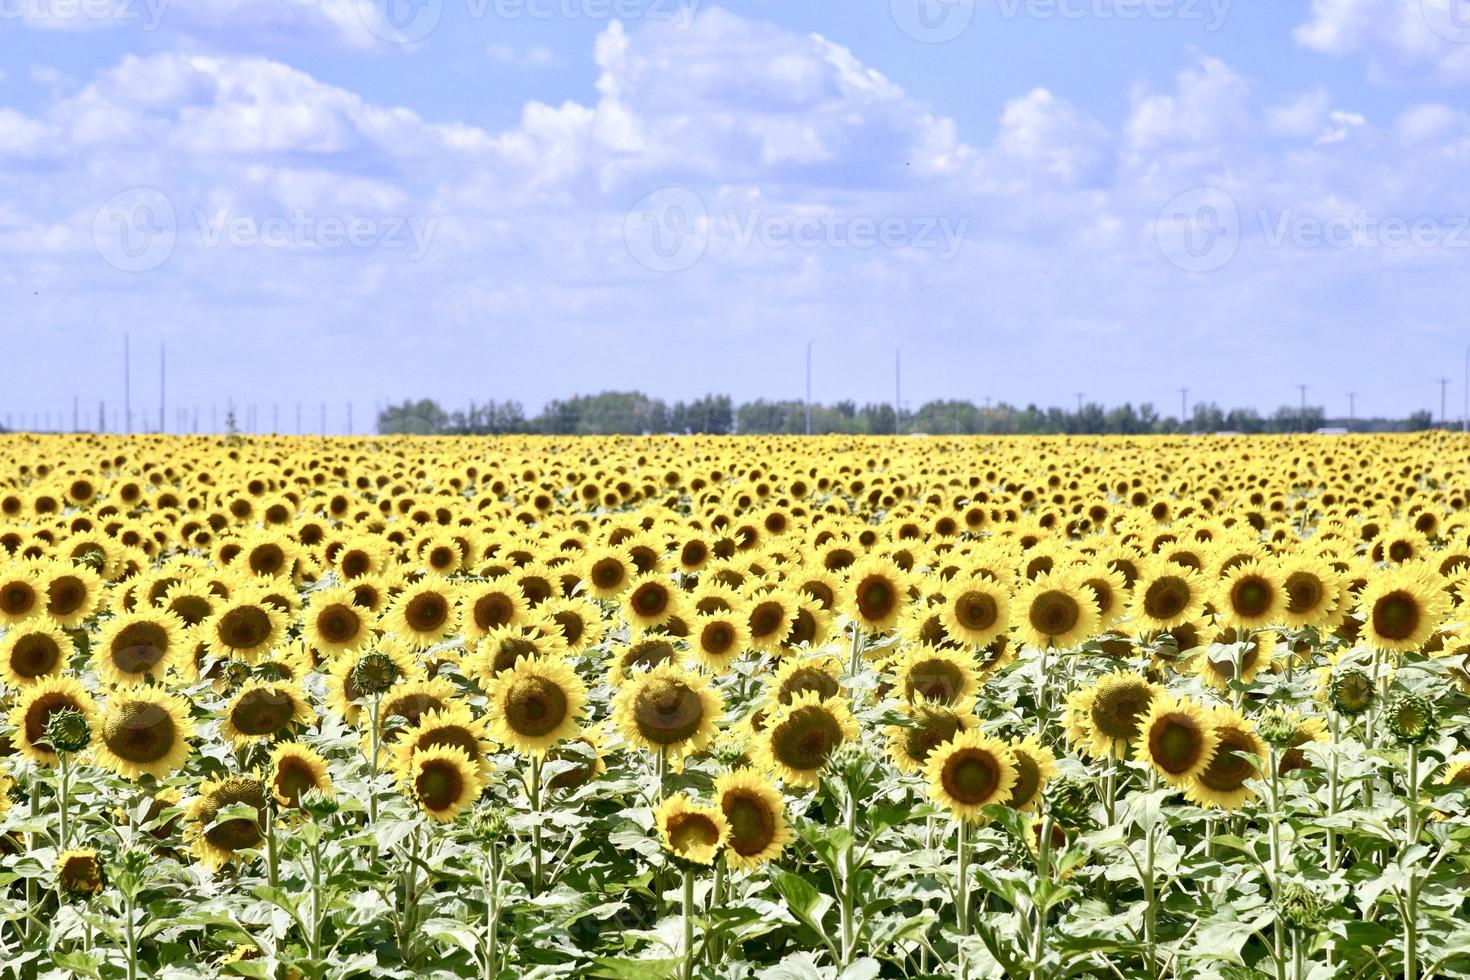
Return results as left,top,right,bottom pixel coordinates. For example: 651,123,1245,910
98,401,105,434
1298,384,1309,433
1437,377,1451,428
1179,387,1189,432
1347,392,1357,431
124,333,132,434
804,340,813,436
1075,392,1084,414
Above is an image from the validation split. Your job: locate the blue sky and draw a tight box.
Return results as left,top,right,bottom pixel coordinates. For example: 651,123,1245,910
3,0,1470,430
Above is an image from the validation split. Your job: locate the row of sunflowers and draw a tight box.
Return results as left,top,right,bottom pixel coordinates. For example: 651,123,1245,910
0,433,1466,978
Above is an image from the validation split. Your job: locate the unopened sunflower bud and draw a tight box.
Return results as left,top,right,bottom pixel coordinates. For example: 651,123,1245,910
1386,692,1434,746
1278,881,1324,932
1256,707,1297,748
352,652,399,695
45,707,92,754
470,804,511,844
1328,668,1374,717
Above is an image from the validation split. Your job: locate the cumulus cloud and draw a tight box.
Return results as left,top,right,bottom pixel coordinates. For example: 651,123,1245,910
1294,0,1470,82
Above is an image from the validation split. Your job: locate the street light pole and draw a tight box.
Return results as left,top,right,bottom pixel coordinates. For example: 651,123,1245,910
1298,384,1308,433
1179,387,1189,432
1437,378,1451,429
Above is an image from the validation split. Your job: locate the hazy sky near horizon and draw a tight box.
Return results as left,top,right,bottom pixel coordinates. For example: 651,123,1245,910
4,0,1470,429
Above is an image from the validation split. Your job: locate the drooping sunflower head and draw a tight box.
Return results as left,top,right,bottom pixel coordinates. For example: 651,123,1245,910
925,729,1019,823
895,645,978,708
55,849,105,898
1068,671,1158,761
268,741,333,808
487,654,587,757
410,744,484,823
1013,571,1100,650
769,654,844,706
713,768,790,870
885,700,976,774
653,792,729,867
1135,693,1219,787
188,774,268,870
93,611,186,686
612,661,723,767
96,690,196,781
222,680,315,747
755,690,858,789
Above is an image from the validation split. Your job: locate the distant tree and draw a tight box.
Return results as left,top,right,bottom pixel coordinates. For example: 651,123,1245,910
379,399,447,434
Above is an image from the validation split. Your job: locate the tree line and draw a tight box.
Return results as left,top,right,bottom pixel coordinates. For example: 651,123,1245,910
376,394,1438,436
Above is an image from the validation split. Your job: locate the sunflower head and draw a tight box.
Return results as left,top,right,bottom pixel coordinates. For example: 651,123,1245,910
757,691,858,788
488,655,587,757
1328,668,1375,716
1386,691,1435,746
925,729,1019,823
1135,694,1218,787
410,744,484,822
45,706,92,754
352,651,400,695
713,769,791,870
653,793,729,867
56,849,104,898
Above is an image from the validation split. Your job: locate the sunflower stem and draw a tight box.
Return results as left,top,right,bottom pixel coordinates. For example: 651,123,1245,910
367,693,382,825
529,755,544,897
1036,642,1051,734
838,784,858,966
955,817,971,936
1268,745,1287,980
848,625,865,679
1032,814,1052,980
308,832,323,961
1143,773,1158,977
483,842,502,979
57,750,71,852
1404,743,1421,980
1326,712,1340,870
709,855,726,965
680,866,698,980
124,890,137,980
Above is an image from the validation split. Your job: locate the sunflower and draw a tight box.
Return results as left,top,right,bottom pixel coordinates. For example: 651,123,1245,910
1076,564,1129,632
844,559,908,632
92,610,186,687
754,691,858,788
582,547,635,599
1277,555,1342,629
1185,707,1266,810
745,590,797,653
1005,735,1058,812
371,676,459,749
202,592,285,664
939,574,1010,647
894,645,978,707
1011,570,1098,650
1131,565,1206,633
384,580,457,648
1214,561,1287,631
486,655,587,757
56,849,104,897
304,585,378,658
38,560,104,629
1196,629,1277,691
392,704,495,783
713,769,791,870
612,662,724,769
925,730,1019,822
187,774,269,870
409,744,484,822
457,580,529,639
221,680,315,747
621,573,682,630
1065,671,1159,761
94,689,195,780
605,634,681,682
885,700,977,774
545,731,607,791
467,624,567,682
158,577,218,628
769,653,844,705
0,619,73,687
0,564,44,625
1135,694,1218,787
539,596,605,650
652,792,729,865
691,610,750,671
268,741,334,808
784,598,834,650
1357,568,1449,654
10,676,98,765
322,645,419,725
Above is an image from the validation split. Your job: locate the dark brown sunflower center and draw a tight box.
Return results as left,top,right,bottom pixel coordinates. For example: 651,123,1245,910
230,689,296,736
169,594,212,626
416,759,466,810
1142,578,1189,622
103,702,177,763
590,558,626,590
749,601,786,639
956,592,998,630
318,604,361,643
505,675,569,736
1229,577,1273,617
943,750,1001,805
905,660,964,705
273,757,321,806
405,593,449,632
632,679,705,744
701,622,737,655
48,577,86,616
621,639,675,673
1148,715,1207,774
801,581,836,610
218,606,271,650
1081,579,1114,616
1029,590,1080,637
11,633,61,677
666,812,719,854
1,582,37,615
631,582,670,617
341,551,372,579
248,545,286,576
23,691,80,748
771,706,843,770
1196,729,1258,792
201,780,267,851
1372,591,1420,641
111,622,169,674
855,575,896,622
723,793,776,856
1091,683,1154,741
473,593,515,631
903,710,962,763
1283,572,1324,614
1008,751,1041,808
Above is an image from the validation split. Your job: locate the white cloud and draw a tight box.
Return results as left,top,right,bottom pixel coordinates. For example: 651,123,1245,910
488,43,561,68
1294,0,1470,82
1125,55,1250,150
995,88,1109,186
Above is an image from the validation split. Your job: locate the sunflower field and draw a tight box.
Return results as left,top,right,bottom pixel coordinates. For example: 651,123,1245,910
0,432,1468,979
